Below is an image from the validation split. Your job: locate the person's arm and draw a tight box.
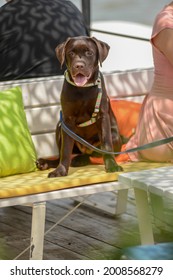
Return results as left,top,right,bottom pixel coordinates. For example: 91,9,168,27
153,28,173,66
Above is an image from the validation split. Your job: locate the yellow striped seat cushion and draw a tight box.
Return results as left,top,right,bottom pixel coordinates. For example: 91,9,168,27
0,162,171,199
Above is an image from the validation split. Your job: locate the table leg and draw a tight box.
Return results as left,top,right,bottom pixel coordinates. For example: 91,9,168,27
150,193,165,230
134,188,154,245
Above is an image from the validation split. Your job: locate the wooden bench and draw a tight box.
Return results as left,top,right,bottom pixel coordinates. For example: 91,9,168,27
0,68,156,260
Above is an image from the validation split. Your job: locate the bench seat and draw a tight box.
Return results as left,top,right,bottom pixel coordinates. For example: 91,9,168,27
0,162,168,200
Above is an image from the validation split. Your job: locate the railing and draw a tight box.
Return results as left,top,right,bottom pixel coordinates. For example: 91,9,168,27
81,0,150,42
82,0,91,35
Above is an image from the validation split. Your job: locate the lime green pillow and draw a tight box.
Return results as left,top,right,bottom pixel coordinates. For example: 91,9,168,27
0,86,37,177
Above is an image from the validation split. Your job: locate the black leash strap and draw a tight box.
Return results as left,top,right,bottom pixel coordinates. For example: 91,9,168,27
60,112,173,155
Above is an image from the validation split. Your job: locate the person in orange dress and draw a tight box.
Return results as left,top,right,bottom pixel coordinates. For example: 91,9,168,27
126,1,173,162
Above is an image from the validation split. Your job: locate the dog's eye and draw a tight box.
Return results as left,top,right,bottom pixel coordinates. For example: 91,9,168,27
85,51,93,56
68,51,75,57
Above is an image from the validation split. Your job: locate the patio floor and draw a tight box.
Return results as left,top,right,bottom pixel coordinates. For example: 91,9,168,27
0,190,173,260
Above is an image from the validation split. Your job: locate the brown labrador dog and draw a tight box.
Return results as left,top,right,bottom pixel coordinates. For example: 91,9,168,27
37,36,123,177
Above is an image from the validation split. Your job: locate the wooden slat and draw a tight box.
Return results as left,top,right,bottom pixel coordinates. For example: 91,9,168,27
25,105,61,134
22,80,62,107
0,76,63,106
104,68,153,98
32,133,58,158
0,68,154,105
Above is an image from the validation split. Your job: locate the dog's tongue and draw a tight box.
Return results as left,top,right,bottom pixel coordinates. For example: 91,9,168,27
73,74,88,87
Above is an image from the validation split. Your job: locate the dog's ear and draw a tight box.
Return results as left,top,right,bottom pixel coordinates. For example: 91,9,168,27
91,37,110,67
55,38,71,68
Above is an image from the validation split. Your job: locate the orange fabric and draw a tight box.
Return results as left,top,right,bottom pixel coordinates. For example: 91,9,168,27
90,99,141,164
110,99,141,138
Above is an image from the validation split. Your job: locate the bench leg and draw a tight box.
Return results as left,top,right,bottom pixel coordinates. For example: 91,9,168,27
115,189,128,215
134,188,154,245
29,202,46,260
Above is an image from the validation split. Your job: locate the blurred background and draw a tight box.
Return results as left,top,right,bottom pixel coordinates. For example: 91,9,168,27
72,0,168,25
0,0,169,26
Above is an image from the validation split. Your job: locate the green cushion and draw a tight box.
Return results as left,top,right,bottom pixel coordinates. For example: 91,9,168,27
0,86,37,177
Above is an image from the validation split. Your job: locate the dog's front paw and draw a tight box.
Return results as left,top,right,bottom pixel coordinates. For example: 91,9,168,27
105,158,123,173
48,164,68,177
36,158,49,170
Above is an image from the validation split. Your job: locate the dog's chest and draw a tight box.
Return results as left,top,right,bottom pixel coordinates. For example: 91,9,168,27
62,85,99,114
67,98,97,125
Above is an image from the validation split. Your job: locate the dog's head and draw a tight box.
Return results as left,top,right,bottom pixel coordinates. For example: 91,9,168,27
55,36,110,87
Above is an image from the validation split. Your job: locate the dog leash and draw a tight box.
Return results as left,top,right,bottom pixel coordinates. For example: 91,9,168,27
60,111,173,155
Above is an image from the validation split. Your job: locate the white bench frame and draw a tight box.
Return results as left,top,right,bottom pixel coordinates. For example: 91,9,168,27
1,181,128,259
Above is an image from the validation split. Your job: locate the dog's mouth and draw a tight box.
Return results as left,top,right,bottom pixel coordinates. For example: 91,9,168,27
72,73,90,87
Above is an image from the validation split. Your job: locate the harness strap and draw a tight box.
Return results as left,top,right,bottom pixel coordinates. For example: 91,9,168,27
65,70,102,127
78,89,102,127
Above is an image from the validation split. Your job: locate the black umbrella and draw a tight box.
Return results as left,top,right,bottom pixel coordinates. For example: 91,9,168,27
0,0,88,81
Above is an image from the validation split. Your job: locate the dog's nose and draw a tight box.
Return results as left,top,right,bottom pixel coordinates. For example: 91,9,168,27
75,62,84,69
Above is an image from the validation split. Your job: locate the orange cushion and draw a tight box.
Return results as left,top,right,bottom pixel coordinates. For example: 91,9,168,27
90,99,141,164
110,99,141,138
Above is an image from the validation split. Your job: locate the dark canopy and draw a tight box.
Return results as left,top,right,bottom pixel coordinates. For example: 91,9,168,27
0,0,88,81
